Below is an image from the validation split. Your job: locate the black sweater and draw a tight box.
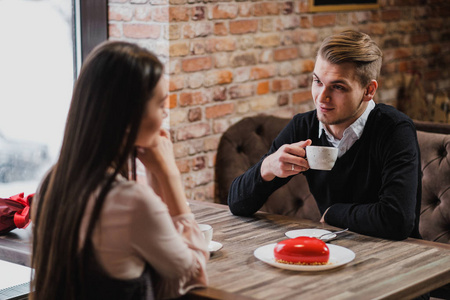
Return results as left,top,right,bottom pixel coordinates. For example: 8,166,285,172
228,104,422,240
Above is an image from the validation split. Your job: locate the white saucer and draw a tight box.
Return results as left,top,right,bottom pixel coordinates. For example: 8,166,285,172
208,241,223,252
285,228,337,241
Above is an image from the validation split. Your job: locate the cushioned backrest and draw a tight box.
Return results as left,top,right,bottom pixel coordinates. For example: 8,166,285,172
417,130,450,244
215,115,320,221
216,115,450,240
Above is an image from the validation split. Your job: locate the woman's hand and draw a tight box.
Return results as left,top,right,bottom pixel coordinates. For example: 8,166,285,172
260,139,312,181
136,129,178,177
136,129,190,216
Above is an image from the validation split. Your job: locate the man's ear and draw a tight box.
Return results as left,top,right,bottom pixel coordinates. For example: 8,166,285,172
364,80,378,101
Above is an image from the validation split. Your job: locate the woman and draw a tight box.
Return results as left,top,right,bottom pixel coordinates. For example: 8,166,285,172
31,41,209,300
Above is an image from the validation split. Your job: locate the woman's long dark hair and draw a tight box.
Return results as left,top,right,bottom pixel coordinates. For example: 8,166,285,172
31,41,163,300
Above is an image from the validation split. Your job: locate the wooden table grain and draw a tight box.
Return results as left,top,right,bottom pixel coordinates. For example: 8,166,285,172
1,201,450,299
184,200,450,300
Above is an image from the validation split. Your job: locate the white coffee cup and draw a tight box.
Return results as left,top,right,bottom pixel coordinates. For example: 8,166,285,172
306,145,338,170
198,224,213,245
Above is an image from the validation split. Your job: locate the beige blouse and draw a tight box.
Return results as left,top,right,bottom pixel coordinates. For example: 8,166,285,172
79,175,209,299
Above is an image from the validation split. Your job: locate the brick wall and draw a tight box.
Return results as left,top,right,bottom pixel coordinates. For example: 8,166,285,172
109,0,450,203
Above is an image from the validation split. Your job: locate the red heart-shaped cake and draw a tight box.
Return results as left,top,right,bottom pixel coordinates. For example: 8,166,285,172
274,236,330,265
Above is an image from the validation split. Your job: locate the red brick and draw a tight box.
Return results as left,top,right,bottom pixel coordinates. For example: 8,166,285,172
229,20,258,34
211,4,239,19
218,71,234,85
250,66,277,80
213,118,229,134
302,59,315,73
192,6,206,21
278,93,289,106
188,107,202,122
368,23,387,35
239,3,252,17
204,136,220,152
312,14,336,27
182,57,212,72
123,24,160,39
257,81,270,95
205,103,234,119
176,123,211,141
411,33,430,45
169,94,177,109
204,70,233,86
283,2,293,14
207,37,236,52
254,34,281,47
272,79,293,92
176,159,190,173
229,84,254,99
192,156,206,171
184,170,214,189
152,6,169,22
169,76,184,91
381,10,402,22
253,2,280,16
298,0,309,13
134,6,152,21
297,74,311,88
170,42,189,57
214,22,228,36
109,6,133,21
230,52,257,67
298,29,318,43
179,91,208,106
169,6,189,21
109,24,121,38
189,184,215,202
274,47,299,61
293,90,312,103
212,87,227,101
300,16,311,28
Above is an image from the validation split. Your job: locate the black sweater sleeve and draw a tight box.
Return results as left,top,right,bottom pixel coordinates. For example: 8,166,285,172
228,118,303,216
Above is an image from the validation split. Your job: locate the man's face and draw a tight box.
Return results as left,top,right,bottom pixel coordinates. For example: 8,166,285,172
312,55,369,134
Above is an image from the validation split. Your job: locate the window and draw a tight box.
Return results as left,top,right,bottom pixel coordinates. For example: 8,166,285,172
0,0,107,197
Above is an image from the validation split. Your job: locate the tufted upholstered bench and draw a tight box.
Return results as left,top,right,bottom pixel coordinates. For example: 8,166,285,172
215,115,450,244
216,114,450,299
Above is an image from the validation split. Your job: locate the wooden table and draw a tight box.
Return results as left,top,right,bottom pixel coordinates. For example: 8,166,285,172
0,225,31,267
1,201,450,299
185,200,450,300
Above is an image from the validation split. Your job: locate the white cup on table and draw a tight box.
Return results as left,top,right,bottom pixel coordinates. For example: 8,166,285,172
306,145,338,171
198,224,213,245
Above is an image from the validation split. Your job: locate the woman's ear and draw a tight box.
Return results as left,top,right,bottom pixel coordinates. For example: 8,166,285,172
364,80,378,101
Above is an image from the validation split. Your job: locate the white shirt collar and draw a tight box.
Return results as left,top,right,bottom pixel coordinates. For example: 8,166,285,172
318,100,375,156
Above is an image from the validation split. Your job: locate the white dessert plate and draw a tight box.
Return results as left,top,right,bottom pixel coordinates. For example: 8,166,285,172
285,228,336,241
253,243,355,271
209,241,223,252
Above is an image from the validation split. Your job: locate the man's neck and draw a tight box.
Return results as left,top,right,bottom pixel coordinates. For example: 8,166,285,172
324,101,370,140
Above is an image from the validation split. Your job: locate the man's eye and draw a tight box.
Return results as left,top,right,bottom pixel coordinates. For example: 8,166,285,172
313,79,322,84
334,85,345,90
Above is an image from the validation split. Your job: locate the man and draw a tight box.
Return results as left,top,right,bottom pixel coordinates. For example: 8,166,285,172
228,30,422,240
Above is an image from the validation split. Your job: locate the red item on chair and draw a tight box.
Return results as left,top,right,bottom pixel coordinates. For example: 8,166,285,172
0,193,33,235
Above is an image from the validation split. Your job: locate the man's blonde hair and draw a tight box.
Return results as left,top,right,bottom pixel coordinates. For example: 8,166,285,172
318,30,382,87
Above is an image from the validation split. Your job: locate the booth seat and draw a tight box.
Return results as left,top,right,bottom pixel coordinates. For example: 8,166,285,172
216,115,450,299
216,115,450,244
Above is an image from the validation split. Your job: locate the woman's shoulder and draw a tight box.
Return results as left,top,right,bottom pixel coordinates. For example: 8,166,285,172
106,179,166,213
